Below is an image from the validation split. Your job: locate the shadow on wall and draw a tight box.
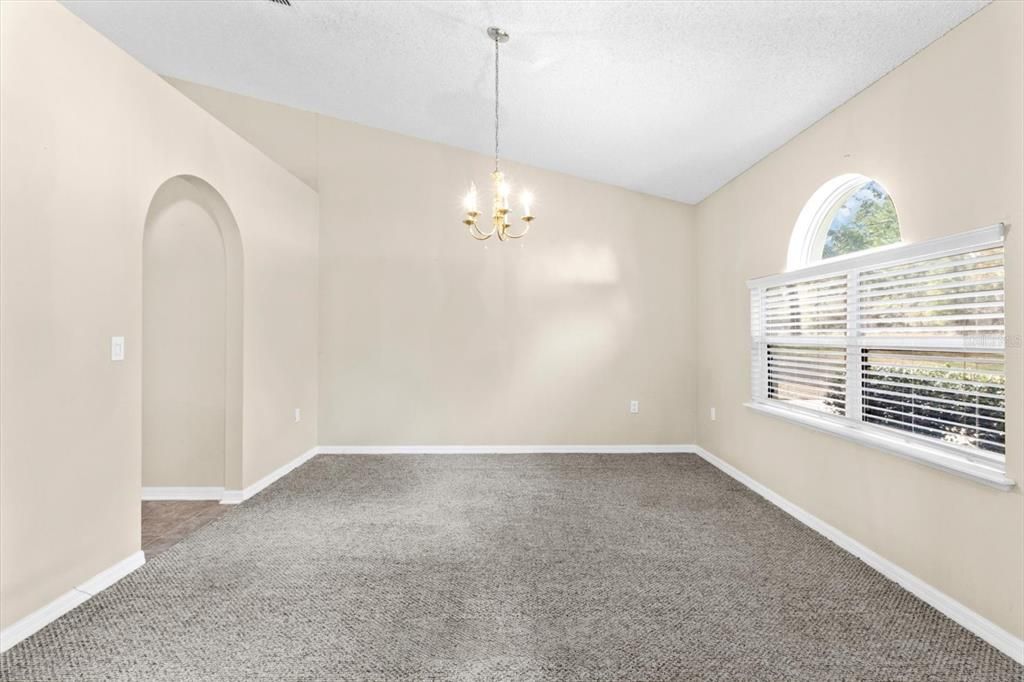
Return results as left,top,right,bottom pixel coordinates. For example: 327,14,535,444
142,176,244,491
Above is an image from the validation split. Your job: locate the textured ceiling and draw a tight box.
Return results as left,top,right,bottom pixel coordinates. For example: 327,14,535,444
61,0,986,203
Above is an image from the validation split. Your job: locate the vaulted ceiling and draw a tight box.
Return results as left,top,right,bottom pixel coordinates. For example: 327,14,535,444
61,0,986,203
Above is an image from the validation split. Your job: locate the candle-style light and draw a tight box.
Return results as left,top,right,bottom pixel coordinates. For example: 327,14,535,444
460,27,538,241
462,183,479,226
521,191,534,222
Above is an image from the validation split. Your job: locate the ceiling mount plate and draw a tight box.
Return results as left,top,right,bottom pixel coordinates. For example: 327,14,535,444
487,27,510,43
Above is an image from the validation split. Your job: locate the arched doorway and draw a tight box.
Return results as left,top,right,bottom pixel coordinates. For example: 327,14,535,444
141,175,243,554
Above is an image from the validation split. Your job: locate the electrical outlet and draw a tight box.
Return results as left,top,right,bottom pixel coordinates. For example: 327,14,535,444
710,407,717,421
294,408,301,423
629,400,639,414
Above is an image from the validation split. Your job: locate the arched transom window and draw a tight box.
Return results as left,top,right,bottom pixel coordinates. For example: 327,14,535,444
787,174,901,270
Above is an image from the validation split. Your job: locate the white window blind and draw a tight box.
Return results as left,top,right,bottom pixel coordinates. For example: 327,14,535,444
748,224,1007,475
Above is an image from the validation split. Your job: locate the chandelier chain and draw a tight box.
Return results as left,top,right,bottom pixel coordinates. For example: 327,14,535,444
494,36,500,172
461,27,534,242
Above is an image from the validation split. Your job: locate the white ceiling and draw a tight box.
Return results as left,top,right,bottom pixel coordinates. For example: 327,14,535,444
61,0,986,204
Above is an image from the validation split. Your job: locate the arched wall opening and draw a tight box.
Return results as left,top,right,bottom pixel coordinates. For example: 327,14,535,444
142,175,244,494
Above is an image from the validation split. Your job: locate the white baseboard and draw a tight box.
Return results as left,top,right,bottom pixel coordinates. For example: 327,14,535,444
219,489,245,505
0,550,145,653
319,444,697,455
692,445,1024,665
220,446,319,505
141,486,224,501
227,445,686,502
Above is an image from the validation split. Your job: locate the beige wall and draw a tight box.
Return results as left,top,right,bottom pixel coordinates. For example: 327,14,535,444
143,178,228,487
167,82,699,447
695,0,1024,638
0,1,319,629
317,119,695,446
165,78,318,192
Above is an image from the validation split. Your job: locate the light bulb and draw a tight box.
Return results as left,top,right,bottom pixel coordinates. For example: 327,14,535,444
499,181,510,209
463,182,478,212
520,191,533,217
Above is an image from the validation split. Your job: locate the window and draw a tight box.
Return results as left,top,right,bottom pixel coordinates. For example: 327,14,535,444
749,224,1010,489
787,174,902,270
821,180,900,259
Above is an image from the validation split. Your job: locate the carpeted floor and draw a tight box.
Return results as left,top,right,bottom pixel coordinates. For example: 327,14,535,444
1,454,1020,681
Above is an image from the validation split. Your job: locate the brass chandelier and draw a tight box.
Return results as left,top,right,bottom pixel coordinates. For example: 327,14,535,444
461,27,535,241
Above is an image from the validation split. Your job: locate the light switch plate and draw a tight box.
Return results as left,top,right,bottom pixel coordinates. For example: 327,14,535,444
111,336,125,361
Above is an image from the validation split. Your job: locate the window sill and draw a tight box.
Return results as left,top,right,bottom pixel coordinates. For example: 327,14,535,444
744,401,1015,491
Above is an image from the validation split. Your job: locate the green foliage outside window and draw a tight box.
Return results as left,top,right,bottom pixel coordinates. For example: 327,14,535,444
822,181,900,258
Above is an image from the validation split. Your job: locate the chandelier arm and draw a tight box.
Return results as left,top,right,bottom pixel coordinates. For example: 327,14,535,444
469,222,495,240
503,222,532,240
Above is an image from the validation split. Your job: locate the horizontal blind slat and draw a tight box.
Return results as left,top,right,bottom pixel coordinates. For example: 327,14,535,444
858,291,1003,309
861,413,1006,450
858,265,1004,293
859,390,1005,419
858,254,1003,284
858,280,1001,301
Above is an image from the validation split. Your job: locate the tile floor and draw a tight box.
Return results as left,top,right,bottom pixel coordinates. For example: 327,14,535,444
141,501,227,558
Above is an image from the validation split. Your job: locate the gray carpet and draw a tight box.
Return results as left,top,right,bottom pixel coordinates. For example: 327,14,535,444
1,454,1020,681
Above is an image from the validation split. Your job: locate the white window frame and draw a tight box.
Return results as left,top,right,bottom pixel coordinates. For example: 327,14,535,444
786,173,902,271
748,223,1014,490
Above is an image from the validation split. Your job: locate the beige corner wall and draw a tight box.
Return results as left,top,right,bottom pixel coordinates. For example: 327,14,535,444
0,0,319,630
166,82,698,447
695,0,1024,638
166,78,319,192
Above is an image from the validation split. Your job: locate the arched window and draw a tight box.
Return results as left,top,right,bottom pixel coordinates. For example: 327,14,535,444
786,174,901,270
